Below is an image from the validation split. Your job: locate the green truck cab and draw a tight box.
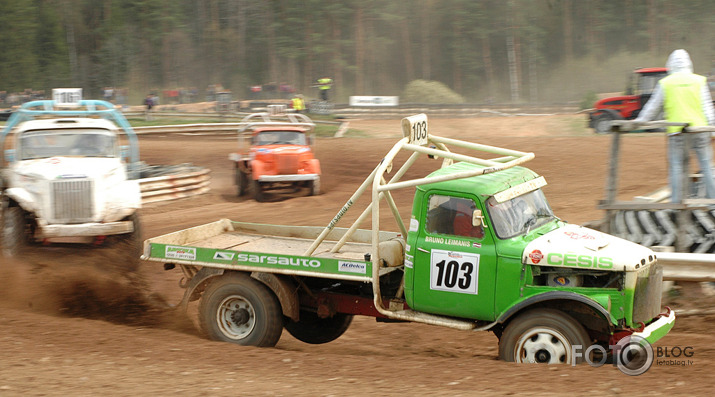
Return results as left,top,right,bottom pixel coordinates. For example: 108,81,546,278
143,114,674,365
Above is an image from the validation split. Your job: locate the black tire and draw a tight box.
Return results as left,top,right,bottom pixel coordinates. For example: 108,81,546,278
1,205,29,257
198,273,283,347
308,177,320,196
285,310,353,344
252,179,265,202
593,114,613,134
236,166,249,196
498,308,591,364
107,213,143,272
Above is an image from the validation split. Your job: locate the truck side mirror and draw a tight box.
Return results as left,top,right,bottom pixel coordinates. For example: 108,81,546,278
472,209,486,228
4,149,15,162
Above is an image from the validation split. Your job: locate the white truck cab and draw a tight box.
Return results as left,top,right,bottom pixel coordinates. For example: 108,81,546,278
0,100,142,260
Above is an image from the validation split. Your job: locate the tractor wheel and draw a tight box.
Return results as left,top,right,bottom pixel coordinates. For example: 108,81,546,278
498,308,591,364
198,273,283,347
308,177,321,196
1,205,29,258
285,311,353,344
593,114,614,134
236,167,249,196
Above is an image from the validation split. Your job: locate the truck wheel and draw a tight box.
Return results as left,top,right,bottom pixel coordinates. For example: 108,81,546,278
285,311,353,344
1,206,29,257
235,166,249,196
252,179,265,202
108,213,142,272
198,273,283,347
593,114,613,134
498,308,590,364
308,177,320,196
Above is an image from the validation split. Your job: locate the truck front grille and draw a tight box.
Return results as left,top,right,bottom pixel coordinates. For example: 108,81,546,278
276,153,300,174
51,179,94,223
632,263,663,325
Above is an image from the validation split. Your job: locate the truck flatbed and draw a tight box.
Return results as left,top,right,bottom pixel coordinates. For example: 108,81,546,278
143,219,403,283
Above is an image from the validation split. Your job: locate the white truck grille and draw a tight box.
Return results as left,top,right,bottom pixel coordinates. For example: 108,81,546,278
632,264,663,325
51,179,94,223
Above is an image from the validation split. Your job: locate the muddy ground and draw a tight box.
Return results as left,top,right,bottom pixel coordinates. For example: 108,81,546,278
1,114,714,396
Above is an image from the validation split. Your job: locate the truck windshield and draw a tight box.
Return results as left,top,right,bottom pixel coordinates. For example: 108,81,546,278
19,129,117,160
255,130,306,146
486,189,555,239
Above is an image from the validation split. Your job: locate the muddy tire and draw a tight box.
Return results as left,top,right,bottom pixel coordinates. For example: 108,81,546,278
198,273,283,347
106,213,142,272
1,205,29,257
498,308,590,364
236,166,249,196
308,177,320,196
593,114,613,134
285,311,352,344
252,179,265,202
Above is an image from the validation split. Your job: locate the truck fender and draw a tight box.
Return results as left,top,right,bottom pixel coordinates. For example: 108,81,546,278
307,158,321,175
176,267,225,311
495,291,614,334
251,272,300,322
118,179,142,209
251,160,266,180
3,187,38,213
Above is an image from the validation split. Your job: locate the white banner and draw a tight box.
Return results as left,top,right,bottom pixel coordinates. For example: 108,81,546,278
349,96,399,107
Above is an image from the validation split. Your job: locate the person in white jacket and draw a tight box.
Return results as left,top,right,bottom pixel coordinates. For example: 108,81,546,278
635,49,715,203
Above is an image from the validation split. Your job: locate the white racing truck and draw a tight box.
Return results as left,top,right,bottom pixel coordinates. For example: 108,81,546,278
0,100,142,264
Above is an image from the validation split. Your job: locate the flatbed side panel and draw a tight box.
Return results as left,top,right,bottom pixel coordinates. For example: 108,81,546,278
145,241,374,282
142,219,234,256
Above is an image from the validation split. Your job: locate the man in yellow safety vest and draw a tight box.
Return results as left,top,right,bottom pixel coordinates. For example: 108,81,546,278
317,77,333,101
292,94,305,114
635,49,715,203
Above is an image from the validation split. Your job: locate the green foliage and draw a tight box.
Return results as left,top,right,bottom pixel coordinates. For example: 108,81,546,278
1,1,715,105
402,80,464,104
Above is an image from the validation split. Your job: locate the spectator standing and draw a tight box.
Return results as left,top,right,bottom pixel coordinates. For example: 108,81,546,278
635,49,715,203
291,94,305,114
317,77,333,101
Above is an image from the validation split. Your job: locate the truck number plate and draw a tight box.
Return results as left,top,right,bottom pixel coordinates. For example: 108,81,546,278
429,249,479,294
402,113,429,146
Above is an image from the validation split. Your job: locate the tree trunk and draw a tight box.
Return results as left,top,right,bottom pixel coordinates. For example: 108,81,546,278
400,16,415,83
481,37,495,102
563,0,573,61
355,5,365,94
420,0,431,80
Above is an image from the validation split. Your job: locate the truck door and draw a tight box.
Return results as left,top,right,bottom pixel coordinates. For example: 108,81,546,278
410,193,497,321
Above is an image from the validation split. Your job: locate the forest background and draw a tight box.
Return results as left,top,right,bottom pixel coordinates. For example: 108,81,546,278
0,0,713,106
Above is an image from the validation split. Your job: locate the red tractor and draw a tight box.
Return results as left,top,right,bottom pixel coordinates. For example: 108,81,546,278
588,67,667,134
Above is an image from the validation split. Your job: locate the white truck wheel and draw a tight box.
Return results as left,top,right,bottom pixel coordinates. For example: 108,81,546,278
198,273,283,347
498,308,590,364
1,206,29,257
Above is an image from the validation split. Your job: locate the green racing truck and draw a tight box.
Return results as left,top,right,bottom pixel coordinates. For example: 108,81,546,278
142,114,674,364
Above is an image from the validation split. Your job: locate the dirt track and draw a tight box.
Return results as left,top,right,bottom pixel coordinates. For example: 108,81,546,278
2,114,715,396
